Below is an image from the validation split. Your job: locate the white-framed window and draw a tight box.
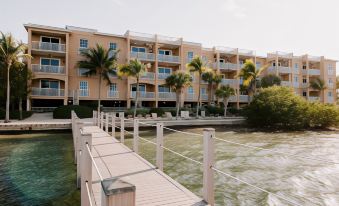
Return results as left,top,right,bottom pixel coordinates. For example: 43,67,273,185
201,88,207,94
294,76,298,82
131,46,146,53
187,86,194,94
80,39,88,48
328,78,333,84
109,83,117,92
40,80,59,89
158,85,170,93
78,68,90,76
187,51,194,59
109,42,117,50
294,63,299,69
41,36,60,44
328,64,334,75
79,81,88,90
302,91,307,97
131,84,146,92
256,62,261,68
41,58,60,66
158,67,172,74
302,65,307,69
328,91,332,97
302,78,307,83
158,49,172,55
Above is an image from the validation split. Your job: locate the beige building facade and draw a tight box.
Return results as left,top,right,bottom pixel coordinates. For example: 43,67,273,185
24,24,337,111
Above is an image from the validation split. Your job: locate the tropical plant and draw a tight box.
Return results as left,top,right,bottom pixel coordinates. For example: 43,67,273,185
119,59,150,117
165,71,192,118
260,74,281,88
0,32,30,122
77,44,118,113
187,56,207,117
201,68,215,105
212,73,222,104
215,85,235,117
309,77,327,102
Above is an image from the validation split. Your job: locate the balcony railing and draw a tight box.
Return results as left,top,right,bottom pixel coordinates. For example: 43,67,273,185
308,69,320,75
140,72,155,80
301,83,308,88
268,67,277,73
32,64,65,74
79,89,90,97
293,68,299,74
278,66,291,74
201,94,208,101
157,73,171,80
130,52,155,61
107,91,119,98
130,91,155,99
221,79,237,85
31,88,64,96
218,62,238,71
281,81,291,87
186,93,195,100
239,95,251,102
293,82,299,88
158,92,176,100
328,83,334,89
32,41,66,52
158,54,180,63
215,95,237,102
309,96,320,102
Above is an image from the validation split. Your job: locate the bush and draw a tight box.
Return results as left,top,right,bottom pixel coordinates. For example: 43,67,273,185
0,108,33,120
308,103,339,128
149,107,165,116
53,105,93,119
205,106,224,116
125,108,150,117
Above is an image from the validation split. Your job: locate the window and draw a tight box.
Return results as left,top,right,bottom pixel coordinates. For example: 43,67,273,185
158,49,172,55
79,68,90,76
256,63,261,68
41,80,59,89
219,59,225,63
201,88,207,94
302,78,307,83
302,65,307,70
109,83,117,92
328,64,334,75
79,81,88,90
328,91,332,97
273,62,281,67
158,85,170,93
329,78,333,84
131,46,146,53
202,56,208,62
80,39,88,48
41,36,60,44
109,42,117,50
302,91,307,97
187,52,194,59
294,76,298,82
158,67,171,74
187,87,194,94
41,58,60,66
294,63,299,69
131,84,146,92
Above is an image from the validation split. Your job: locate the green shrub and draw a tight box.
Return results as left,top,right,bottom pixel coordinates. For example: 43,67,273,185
125,108,150,117
0,108,33,120
205,106,224,115
308,103,339,128
53,105,93,119
149,107,165,116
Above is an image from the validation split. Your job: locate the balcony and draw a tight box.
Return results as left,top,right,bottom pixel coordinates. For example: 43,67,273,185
158,54,180,64
158,92,176,100
293,68,299,74
216,95,237,102
79,89,89,97
186,93,195,100
301,83,308,88
130,52,155,61
278,66,291,74
268,67,277,73
221,79,237,85
107,91,119,98
309,96,320,102
218,62,238,71
31,88,64,96
140,72,155,80
32,64,65,74
130,91,155,99
158,73,171,80
201,94,208,101
308,69,320,76
32,41,66,53
293,82,299,88
239,95,251,102
281,81,291,87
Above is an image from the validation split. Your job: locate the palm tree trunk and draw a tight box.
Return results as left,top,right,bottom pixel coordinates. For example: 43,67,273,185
208,83,212,106
223,99,229,117
134,78,139,118
176,90,180,119
5,63,11,123
196,75,201,118
98,74,102,114
19,96,22,120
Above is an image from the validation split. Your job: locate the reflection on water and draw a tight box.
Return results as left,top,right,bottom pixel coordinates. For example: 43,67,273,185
0,133,79,206
123,127,339,206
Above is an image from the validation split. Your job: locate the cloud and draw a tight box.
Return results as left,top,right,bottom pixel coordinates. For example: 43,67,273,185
220,0,247,18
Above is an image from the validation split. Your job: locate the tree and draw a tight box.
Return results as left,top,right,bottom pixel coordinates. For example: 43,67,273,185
309,77,326,102
201,68,215,105
212,73,222,104
187,56,207,117
237,59,268,100
77,44,118,113
0,33,30,123
165,71,192,118
119,59,149,117
260,74,281,88
215,85,235,117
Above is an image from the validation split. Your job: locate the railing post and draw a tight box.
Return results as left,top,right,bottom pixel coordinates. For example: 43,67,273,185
93,111,97,125
76,121,84,189
111,112,116,137
203,128,215,206
119,112,125,143
97,111,100,126
156,122,164,171
105,113,109,132
101,179,136,206
80,128,93,206
133,119,139,153
100,112,104,130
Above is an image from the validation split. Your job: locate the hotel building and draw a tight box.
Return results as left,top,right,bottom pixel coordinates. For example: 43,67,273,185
24,24,337,111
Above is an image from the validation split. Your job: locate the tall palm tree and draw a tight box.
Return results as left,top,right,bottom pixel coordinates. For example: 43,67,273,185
212,72,222,104
77,44,118,113
310,77,327,102
0,33,30,123
201,68,215,105
165,71,192,118
237,59,268,100
187,56,206,117
215,85,235,117
119,59,150,117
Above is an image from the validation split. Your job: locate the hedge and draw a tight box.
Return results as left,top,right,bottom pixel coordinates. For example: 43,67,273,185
0,108,33,120
53,105,93,119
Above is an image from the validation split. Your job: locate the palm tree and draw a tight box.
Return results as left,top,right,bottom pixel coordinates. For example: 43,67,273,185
212,73,222,104
215,85,235,117
237,59,268,100
201,68,215,105
310,77,327,102
165,71,192,118
0,33,30,123
119,59,150,117
187,56,206,117
77,44,118,113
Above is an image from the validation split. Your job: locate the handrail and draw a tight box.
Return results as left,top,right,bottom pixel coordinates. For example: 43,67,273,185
86,143,104,181
85,181,94,206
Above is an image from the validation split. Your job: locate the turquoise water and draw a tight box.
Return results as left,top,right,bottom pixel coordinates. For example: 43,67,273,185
0,133,80,206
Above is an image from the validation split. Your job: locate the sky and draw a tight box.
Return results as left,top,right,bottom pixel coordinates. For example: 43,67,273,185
0,0,338,74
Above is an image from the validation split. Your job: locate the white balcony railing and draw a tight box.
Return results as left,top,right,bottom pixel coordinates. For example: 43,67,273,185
281,81,291,87
140,72,155,80
221,79,237,85
201,94,208,101
186,93,195,100
216,95,237,102
309,96,320,102
278,66,291,74
130,52,155,61
293,68,299,74
328,83,334,89
157,54,180,63
239,95,251,102
31,88,64,96
308,69,320,75
158,92,176,100
218,62,238,71
157,73,171,80
32,41,66,52
107,91,119,98
32,64,65,74
79,89,89,97
301,83,308,88
130,91,155,99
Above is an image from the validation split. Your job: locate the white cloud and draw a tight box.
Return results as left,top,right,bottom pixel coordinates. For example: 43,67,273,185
220,0,246,18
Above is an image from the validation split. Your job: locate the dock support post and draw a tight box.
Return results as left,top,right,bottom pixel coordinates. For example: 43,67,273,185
119,112,124,143
80,129,93,206
100,112,104,130
156,122,164,171
76,121,84,188
133,119,139,154
203,128,215,206
111,112,116,137
105,113,109,132
101,178,136,206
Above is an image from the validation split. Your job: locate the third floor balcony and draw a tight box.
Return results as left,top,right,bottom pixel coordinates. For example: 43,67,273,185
32,64,65,74
32,41,66,53
157,54,180,64
130,51,155,61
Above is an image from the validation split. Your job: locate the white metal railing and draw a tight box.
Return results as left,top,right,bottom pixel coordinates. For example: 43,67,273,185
127,31,155,42
278,66,291,74
157,73,171,79
302,69,308,75
107,91,119,98
201,94,208,101
309,96,320,102
218,62,238,70
186,93,195,100
140,72,155,80
215,95,237,102
32,64,65,74
267,51,293,59
79,89,89,97
221,79,237,85
158,92,176,100
31,87,65,96
301,83,308,88
32,41,66,52
239,95,251,102
308,69,320,75
281,81,291,87
157,35,182,45
328,83,334,89
130,91,155,99
157,54,180,63
130,52,155,61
